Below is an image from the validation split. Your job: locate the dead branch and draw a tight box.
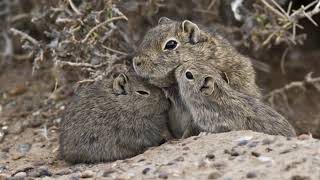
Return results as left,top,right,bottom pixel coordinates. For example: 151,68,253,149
280,47,289,74
10,28,40,46
101,45,128,56
68,0,82,15
261,0,320,44
54,60,109,69
81,16,128,43
264,73,320,100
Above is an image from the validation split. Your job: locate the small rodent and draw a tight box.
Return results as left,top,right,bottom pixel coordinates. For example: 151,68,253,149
175,62,296,137
59,67,171,163
133,17,260,138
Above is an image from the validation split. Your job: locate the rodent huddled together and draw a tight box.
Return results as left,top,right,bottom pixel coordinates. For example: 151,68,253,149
59,64,171,163
59,17,296,164
133,17,261,138
175,62,296,137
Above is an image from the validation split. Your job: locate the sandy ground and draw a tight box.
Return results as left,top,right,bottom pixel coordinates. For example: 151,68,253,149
0,129,319,180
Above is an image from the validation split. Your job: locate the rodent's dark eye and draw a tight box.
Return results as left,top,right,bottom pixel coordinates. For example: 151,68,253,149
136,90,150,96
185,71,194,80
164,40,178,50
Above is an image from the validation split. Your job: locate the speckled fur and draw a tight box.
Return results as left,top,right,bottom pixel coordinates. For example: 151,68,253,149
133,18,260,138
175,62,296,137
59,67,171,163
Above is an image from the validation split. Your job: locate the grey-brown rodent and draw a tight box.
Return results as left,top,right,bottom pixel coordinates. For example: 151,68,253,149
59,67,171,163
175,62,296,137
133,17,260,138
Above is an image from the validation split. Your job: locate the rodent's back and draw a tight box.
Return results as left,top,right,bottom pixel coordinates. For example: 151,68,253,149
59,72,171,163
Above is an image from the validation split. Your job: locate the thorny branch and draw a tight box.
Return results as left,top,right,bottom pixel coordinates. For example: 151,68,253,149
261,0,320,44
9,28,40,46
54,60,109,69
68,0,82,15
264,73,320,108
81,15,128,43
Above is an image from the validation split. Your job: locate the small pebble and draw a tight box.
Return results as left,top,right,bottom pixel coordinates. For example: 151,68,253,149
14,172,27,178
211,161,227,170
182,147,190,151
236,136,252,142
207,171,221,179
291,175,311,180
248,141,259,148
251,151,260,157
193,137,200,140
11,154,24,160
197,159,208,168
265,147,273,152
16,143,31,154
69,175,80,180
0,131,6,143
246,171,257,178
142,167,151,175
9,122,24,134
205,153,215,160
224,149,239,156
280,149,292,154
55,169,73,176
262,138,273,145
28,166,51,177
166,162,175,166
81,170,94,178
102,169,115,177
0,164,7,172
174,156,184,162
158,171,169,179
258,156,273,163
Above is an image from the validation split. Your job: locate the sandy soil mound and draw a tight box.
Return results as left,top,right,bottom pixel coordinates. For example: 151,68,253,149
1,130,319,179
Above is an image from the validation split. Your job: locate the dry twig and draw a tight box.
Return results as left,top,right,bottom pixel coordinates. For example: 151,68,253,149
54,60,108,69
261,0,320,44
10,28,40,46
264,73,320,108
68,0,82,15
81,16,128,43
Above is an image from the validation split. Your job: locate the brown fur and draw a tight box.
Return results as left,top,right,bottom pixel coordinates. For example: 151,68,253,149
59,66,171,163
175,61,296,137
133,17,260,138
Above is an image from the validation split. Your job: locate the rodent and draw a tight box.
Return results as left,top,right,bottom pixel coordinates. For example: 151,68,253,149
59,66,172,163
175,61,296,137
132,17,260,138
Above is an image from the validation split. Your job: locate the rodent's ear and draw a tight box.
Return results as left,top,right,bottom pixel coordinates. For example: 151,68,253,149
158,17,173,25
113,73,129,95
220,72,230,84
200,76,214,96
181,20,200,44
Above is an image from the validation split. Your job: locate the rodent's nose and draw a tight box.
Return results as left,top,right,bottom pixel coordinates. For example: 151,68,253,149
185,71,194,80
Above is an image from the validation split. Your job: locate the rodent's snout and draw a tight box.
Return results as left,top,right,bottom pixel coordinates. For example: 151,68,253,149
185,71,194,80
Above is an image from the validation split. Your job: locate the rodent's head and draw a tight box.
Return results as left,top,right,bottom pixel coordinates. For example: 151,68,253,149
111,70,170,116
175,62,229,100
133,17,209,87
